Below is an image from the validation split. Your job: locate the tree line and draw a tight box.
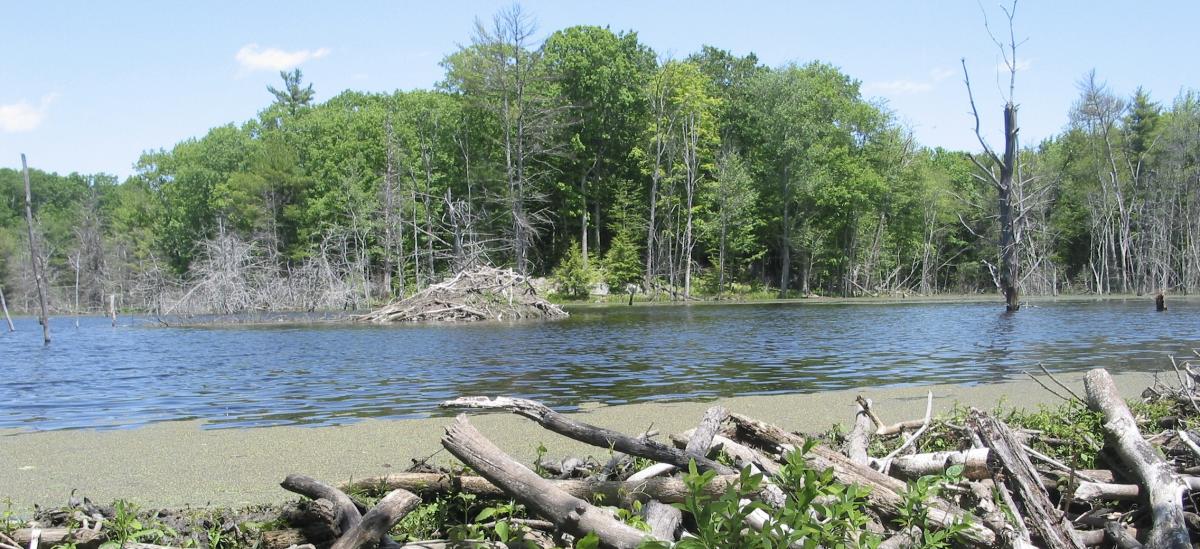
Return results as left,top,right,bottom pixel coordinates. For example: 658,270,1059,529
2,6,1198,314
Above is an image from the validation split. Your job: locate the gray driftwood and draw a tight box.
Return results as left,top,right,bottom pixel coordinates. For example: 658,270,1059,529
341,471,735,505
441,396,734,474
441,415,661,549
968,409,1085,549
1085,368,1190,549
331,489,421,549
847,397,874,465
281,474,361,536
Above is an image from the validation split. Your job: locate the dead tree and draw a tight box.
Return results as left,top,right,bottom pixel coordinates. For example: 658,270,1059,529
962,1,1026,312
0,285,13,332
20,154,50,344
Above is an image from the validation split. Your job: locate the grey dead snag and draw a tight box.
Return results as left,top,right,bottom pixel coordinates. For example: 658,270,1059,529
20,154,50,344
726,412,999,547
441,415,662,549
1085,368,1191,549
967,409,1086,549
441,396,735,475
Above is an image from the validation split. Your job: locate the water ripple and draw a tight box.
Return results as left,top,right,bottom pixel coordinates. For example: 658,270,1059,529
0,299,1197,430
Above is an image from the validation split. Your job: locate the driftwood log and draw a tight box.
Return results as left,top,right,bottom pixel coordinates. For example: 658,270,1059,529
340,471,735,505
441,415,661,548
1085,368,1190,549
847,397,874,465
968,409,1085,548
281,474,420,549
281,475,363,537
441,396,735,475
331,489,420,549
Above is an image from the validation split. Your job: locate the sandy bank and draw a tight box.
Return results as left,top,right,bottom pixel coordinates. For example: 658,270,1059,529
0,369,1158,510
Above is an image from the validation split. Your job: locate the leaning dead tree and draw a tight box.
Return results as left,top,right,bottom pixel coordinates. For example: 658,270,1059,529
20,154,51,344
357,265,566,323
962,1,1027,312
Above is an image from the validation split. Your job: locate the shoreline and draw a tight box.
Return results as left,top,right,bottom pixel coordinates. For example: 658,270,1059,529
0,369,1160,510
0,291,1189,321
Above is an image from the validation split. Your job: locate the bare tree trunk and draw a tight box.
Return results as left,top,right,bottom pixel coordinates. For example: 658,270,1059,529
779,171,791,297
998,104,1021,312
0,285,14,331
21,154,50,345
73,251,81,328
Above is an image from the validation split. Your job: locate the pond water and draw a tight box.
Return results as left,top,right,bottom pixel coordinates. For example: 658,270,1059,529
1,299,1197,430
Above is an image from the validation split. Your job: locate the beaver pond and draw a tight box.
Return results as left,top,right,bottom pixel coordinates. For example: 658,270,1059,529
1,298,1196,430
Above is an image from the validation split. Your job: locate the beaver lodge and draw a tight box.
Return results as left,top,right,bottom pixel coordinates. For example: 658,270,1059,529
356,266,567,323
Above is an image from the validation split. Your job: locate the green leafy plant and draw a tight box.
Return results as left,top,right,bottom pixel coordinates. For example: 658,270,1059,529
895,465,972,549
99,500,177,549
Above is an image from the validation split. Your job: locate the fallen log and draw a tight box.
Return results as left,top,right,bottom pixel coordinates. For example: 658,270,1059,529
669,431,783,477
641,500,681,541
877,526,921,549
968,409,1085,549
441,415,662,549
1073,476,1200,502
6,528,101,549
726,412,998,547
396,542,505,548
340,471,736,505
1085,368,1190,549
684,406,729,458
281,474,361,536
441,396,734,475
847,397,874,465
875,448,990,481
331,489,421,549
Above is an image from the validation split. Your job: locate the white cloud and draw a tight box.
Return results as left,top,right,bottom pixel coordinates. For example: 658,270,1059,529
864,79,934,95
930,67,957,82
235,43,330,72
0,94,59,133
996,58,1032,73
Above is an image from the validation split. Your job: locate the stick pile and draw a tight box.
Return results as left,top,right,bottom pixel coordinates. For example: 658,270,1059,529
10,364,1200,549
356,266,567,323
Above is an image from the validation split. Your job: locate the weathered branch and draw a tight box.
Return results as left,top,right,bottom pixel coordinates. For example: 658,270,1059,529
1085,368,1190,549
441,415,662,548
281,474,362,536
968,409,1085,548
331,489,421,549
341,471,735,506
441,396,734,474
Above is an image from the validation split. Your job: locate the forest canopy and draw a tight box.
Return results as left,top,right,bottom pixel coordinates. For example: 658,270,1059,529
2,6,1198,314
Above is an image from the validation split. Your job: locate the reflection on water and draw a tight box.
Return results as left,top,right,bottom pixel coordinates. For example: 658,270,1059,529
0,299,1196,430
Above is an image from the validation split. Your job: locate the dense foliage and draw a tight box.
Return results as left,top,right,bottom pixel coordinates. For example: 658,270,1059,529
3,7,1199,313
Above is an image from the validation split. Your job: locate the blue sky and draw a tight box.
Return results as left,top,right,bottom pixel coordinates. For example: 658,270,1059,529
2,1,1197,179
